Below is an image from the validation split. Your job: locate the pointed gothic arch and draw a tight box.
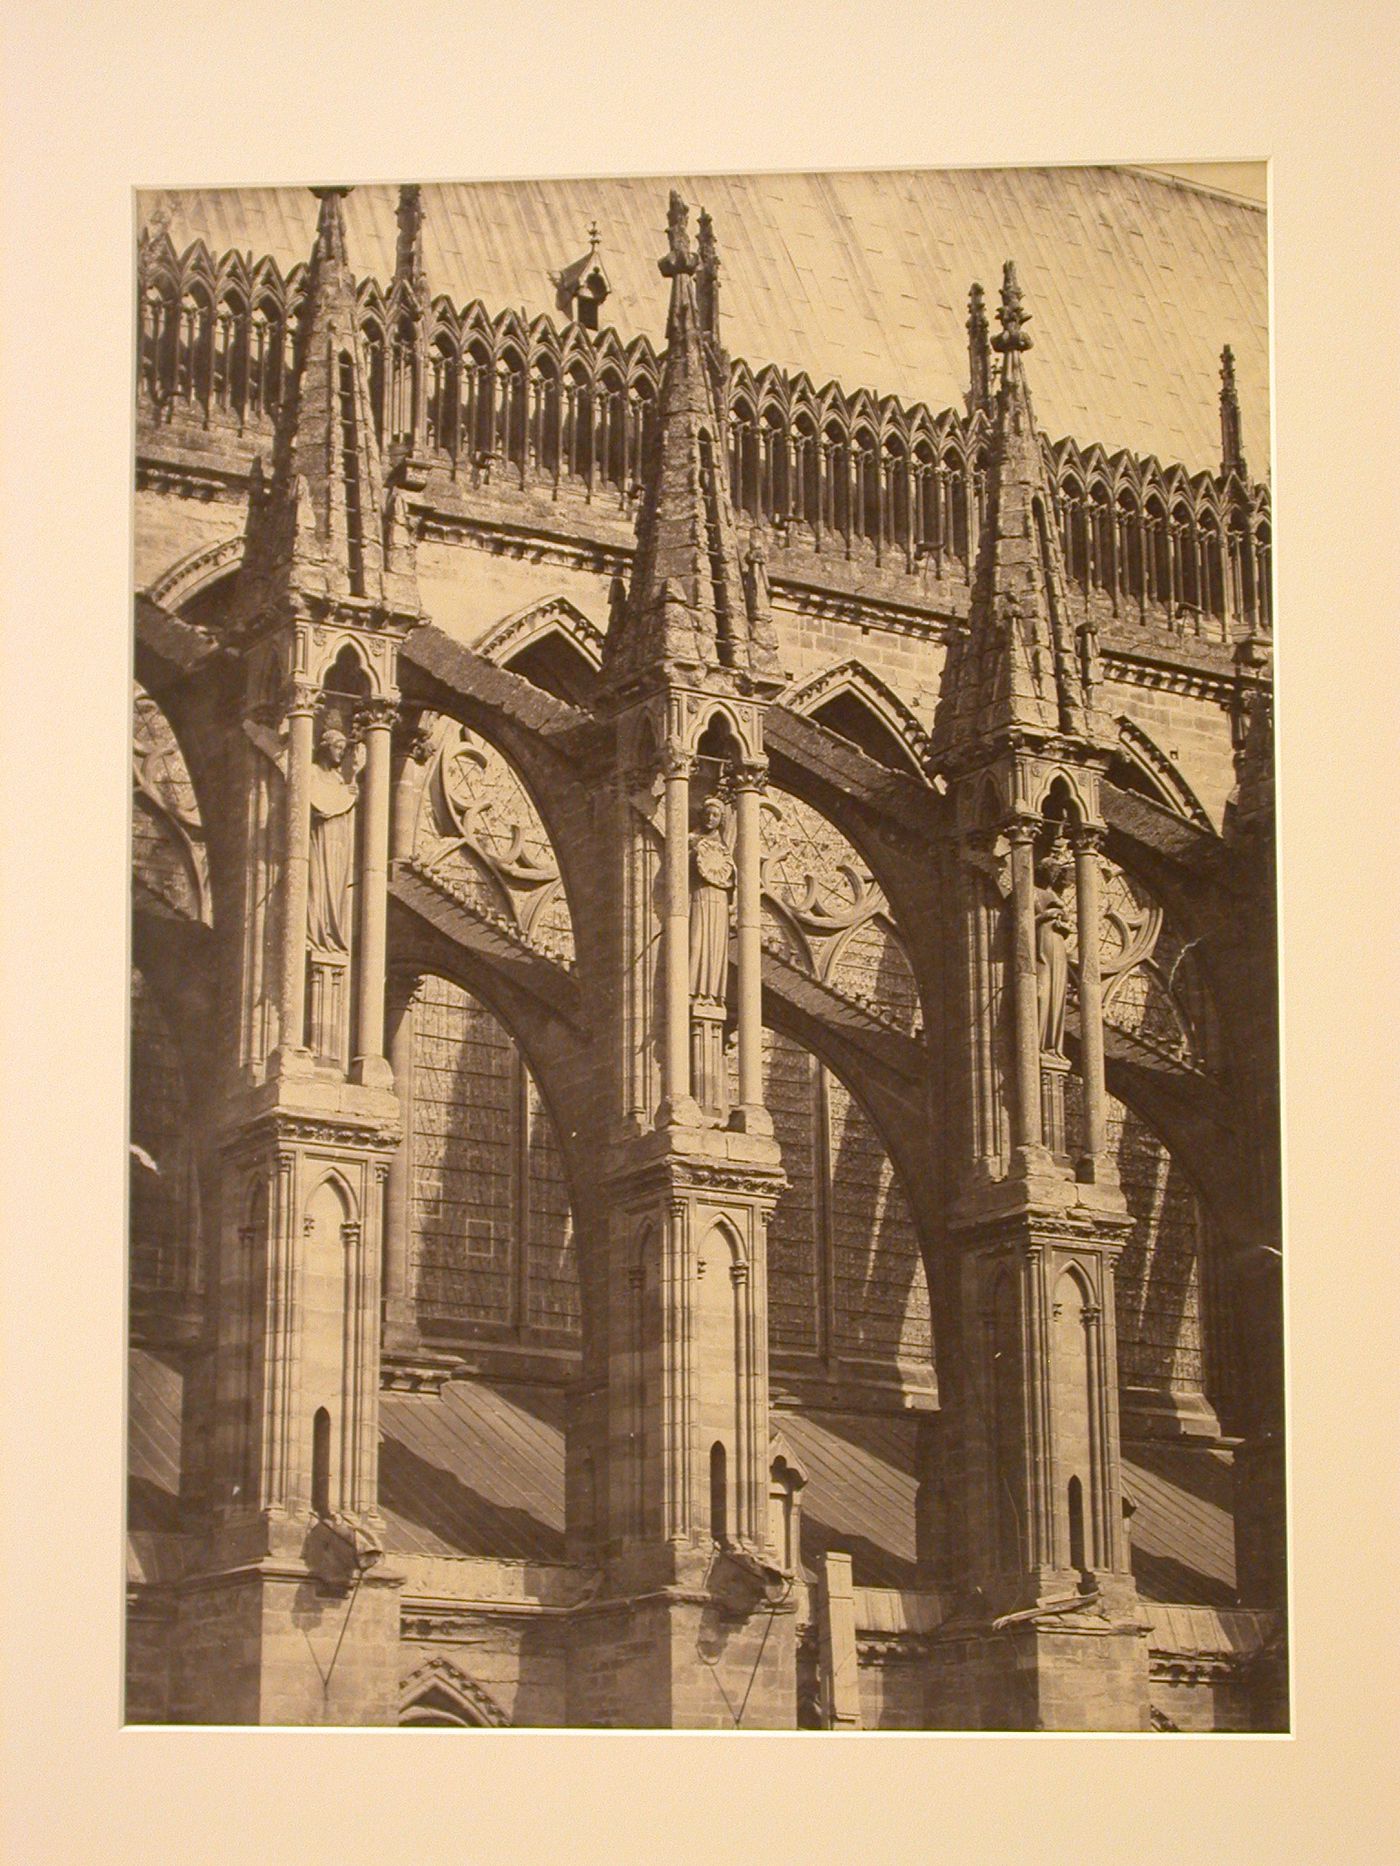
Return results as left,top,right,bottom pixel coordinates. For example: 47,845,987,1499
399,1656,511,1727
1114,717,1214,830
133,680,211,927
781,661,929,776
474,596,605,709
144,535,246,614
304,1165,358,1226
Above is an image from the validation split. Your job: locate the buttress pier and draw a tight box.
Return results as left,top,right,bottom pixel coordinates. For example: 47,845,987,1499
174,187,420,1723
567,197,797,1727
924,265,1147,1729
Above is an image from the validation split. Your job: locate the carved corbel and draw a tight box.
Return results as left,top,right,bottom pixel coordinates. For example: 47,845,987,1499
960,829,1011,900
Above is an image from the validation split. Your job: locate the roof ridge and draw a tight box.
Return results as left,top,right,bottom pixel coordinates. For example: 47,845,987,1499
1127,164,1268,209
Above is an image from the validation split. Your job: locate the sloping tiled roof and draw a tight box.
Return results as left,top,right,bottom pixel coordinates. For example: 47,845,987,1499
127,1345,182,1533
378,1380,566,1561
780,1409,921,1590
126,1350,1240,1606
139,167,1267,479
1123,1444,1237,1608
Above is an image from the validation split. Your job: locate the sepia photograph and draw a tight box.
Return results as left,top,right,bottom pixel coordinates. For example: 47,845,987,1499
127,163,1285,1733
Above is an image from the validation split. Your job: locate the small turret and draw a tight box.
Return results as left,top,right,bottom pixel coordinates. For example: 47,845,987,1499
599,192,783,703
930,262,1110,781
230,186,420,636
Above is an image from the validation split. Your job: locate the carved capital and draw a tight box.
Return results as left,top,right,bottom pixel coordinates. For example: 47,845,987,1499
285,678,319,717
730,759,769,795
394,705,435,762
1070,823,1106,858
660,739,695,781
355,696,399,734
1002,813,1042,849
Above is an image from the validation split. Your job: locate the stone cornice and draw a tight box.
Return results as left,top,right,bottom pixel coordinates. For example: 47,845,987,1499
1103,645,1237,706
136,441,1267,704
221,1108,403,1157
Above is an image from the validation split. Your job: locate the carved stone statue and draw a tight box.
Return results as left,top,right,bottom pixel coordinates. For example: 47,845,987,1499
689,794,735,1000
308,727,358,952
1034,841,1074,1057
245,716,360,954
1076,617,1102,693
743,533,770,620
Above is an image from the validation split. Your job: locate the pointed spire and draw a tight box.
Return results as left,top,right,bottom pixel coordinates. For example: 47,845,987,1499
599,192,782,703
930,262,1110,777
967,282,991,414
310,184,352,272
231,185,419,636
695,205,732,436
1219,343,1246,478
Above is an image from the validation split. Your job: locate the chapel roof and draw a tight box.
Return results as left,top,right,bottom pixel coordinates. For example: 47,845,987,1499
138,165,1268,481
128,1347,1238,1604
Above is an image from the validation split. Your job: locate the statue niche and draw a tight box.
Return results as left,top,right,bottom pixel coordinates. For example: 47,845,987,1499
688,787,736,1113
1034,837,1073,1059
690,792,736,1000
1032,832,1075,1155
245,710,363,1066
307,725,359,955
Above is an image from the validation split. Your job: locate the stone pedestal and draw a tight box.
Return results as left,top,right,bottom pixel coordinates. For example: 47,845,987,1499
173,1543,403,1725
926,1609,1149,1732
566,1545,796,1729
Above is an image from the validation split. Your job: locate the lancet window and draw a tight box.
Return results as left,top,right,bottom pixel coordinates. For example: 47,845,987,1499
759,1028,931,1392
129,967,203,1310
407,974,578,1342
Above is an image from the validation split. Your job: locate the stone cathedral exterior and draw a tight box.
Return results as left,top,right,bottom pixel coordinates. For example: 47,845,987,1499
127,169,1283,1731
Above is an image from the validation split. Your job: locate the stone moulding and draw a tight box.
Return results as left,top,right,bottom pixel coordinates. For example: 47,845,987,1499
398,1655,511,1726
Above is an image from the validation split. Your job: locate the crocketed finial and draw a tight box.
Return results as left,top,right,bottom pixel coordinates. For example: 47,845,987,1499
991,260,1032,354
659,189,697,278
967,281,991,411
967,281,987,337
1219,342,1245,476
697,208,718,274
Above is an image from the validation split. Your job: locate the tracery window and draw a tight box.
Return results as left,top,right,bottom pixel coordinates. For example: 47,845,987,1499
759,787,920,1033
410,715,575,965
1087,857,1212,1069
133,682,209,925
1108,1094,1209,1404
130,967,201,1306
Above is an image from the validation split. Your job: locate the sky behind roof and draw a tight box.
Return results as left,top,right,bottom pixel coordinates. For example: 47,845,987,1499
1142,162,1268,203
